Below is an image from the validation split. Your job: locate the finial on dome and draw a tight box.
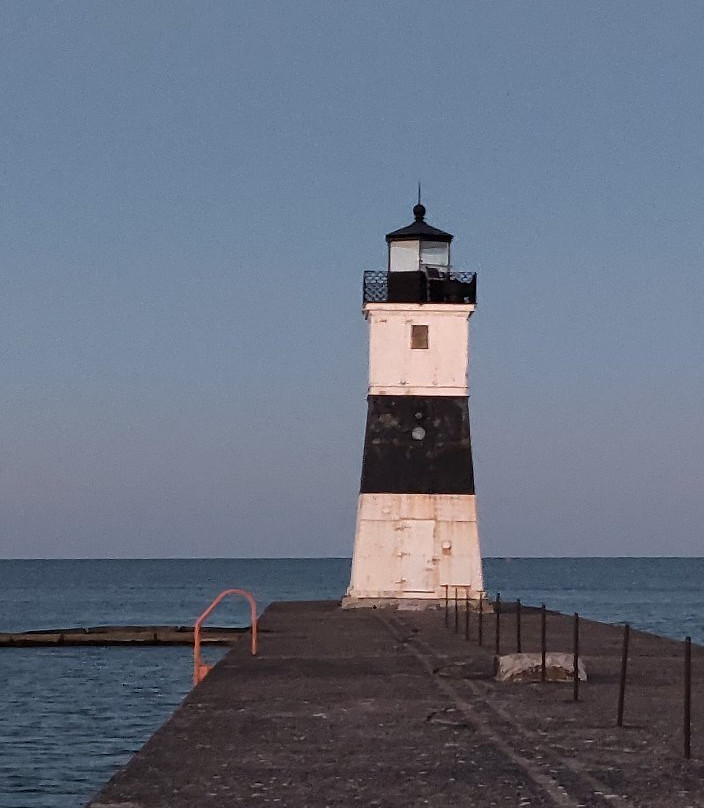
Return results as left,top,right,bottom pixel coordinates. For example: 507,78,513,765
413,181,426,220
385,192,452,244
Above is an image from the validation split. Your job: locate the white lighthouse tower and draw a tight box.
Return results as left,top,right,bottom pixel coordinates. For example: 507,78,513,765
344,201,485,608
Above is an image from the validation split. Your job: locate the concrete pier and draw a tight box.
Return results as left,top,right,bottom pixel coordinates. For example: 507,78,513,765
87,601,704,807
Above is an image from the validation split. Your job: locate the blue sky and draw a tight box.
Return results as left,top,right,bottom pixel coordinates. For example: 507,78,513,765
2,1,703,557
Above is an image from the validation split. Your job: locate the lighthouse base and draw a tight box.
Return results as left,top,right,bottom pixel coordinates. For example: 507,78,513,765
340,595,484,611
344,493,484,606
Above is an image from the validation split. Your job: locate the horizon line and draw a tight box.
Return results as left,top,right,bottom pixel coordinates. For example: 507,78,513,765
2,555,704,562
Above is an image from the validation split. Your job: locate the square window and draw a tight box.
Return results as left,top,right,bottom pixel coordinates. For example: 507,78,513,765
411,324,429,349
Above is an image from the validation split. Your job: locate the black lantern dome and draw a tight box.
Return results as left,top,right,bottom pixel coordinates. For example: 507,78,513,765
385,204,454,244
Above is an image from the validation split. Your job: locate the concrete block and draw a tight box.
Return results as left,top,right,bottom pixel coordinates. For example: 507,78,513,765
495,652,587,683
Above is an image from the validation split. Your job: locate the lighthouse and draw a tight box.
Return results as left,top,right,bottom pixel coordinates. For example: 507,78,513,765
343,201,485,608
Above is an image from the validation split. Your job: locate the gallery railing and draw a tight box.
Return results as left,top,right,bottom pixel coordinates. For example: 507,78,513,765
362,268,477,304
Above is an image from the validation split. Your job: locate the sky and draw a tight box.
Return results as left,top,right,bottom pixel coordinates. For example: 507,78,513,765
1,1,703,558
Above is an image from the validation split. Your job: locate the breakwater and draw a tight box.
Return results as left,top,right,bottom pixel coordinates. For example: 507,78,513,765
4,557,704,808
86,600,704,808
0,625,244,647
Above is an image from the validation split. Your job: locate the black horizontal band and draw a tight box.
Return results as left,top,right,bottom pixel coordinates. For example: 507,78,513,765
360,395,475,495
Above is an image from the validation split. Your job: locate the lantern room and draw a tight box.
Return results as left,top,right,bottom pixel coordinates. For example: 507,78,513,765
387,203,453,273
374,202,475,305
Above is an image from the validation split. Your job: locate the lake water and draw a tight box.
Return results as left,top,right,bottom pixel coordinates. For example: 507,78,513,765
1,557,703,807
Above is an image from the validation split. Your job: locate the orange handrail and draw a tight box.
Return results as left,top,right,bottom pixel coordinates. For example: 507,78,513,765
193,588,257,685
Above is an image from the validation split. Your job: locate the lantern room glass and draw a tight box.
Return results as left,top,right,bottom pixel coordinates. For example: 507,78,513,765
389,240,420,272
420,241,449,267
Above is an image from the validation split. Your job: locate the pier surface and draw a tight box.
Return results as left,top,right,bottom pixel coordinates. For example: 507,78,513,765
88,601,704,807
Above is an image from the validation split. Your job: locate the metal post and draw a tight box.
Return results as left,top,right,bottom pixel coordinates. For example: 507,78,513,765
685,636,692,759
478,593,484,646
541,604,546,682
444,585,449,629
454,587,459,634
495,593,501,657
573,612,580,702
617,624,630,727
516,598,522,654
465,590,470,641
